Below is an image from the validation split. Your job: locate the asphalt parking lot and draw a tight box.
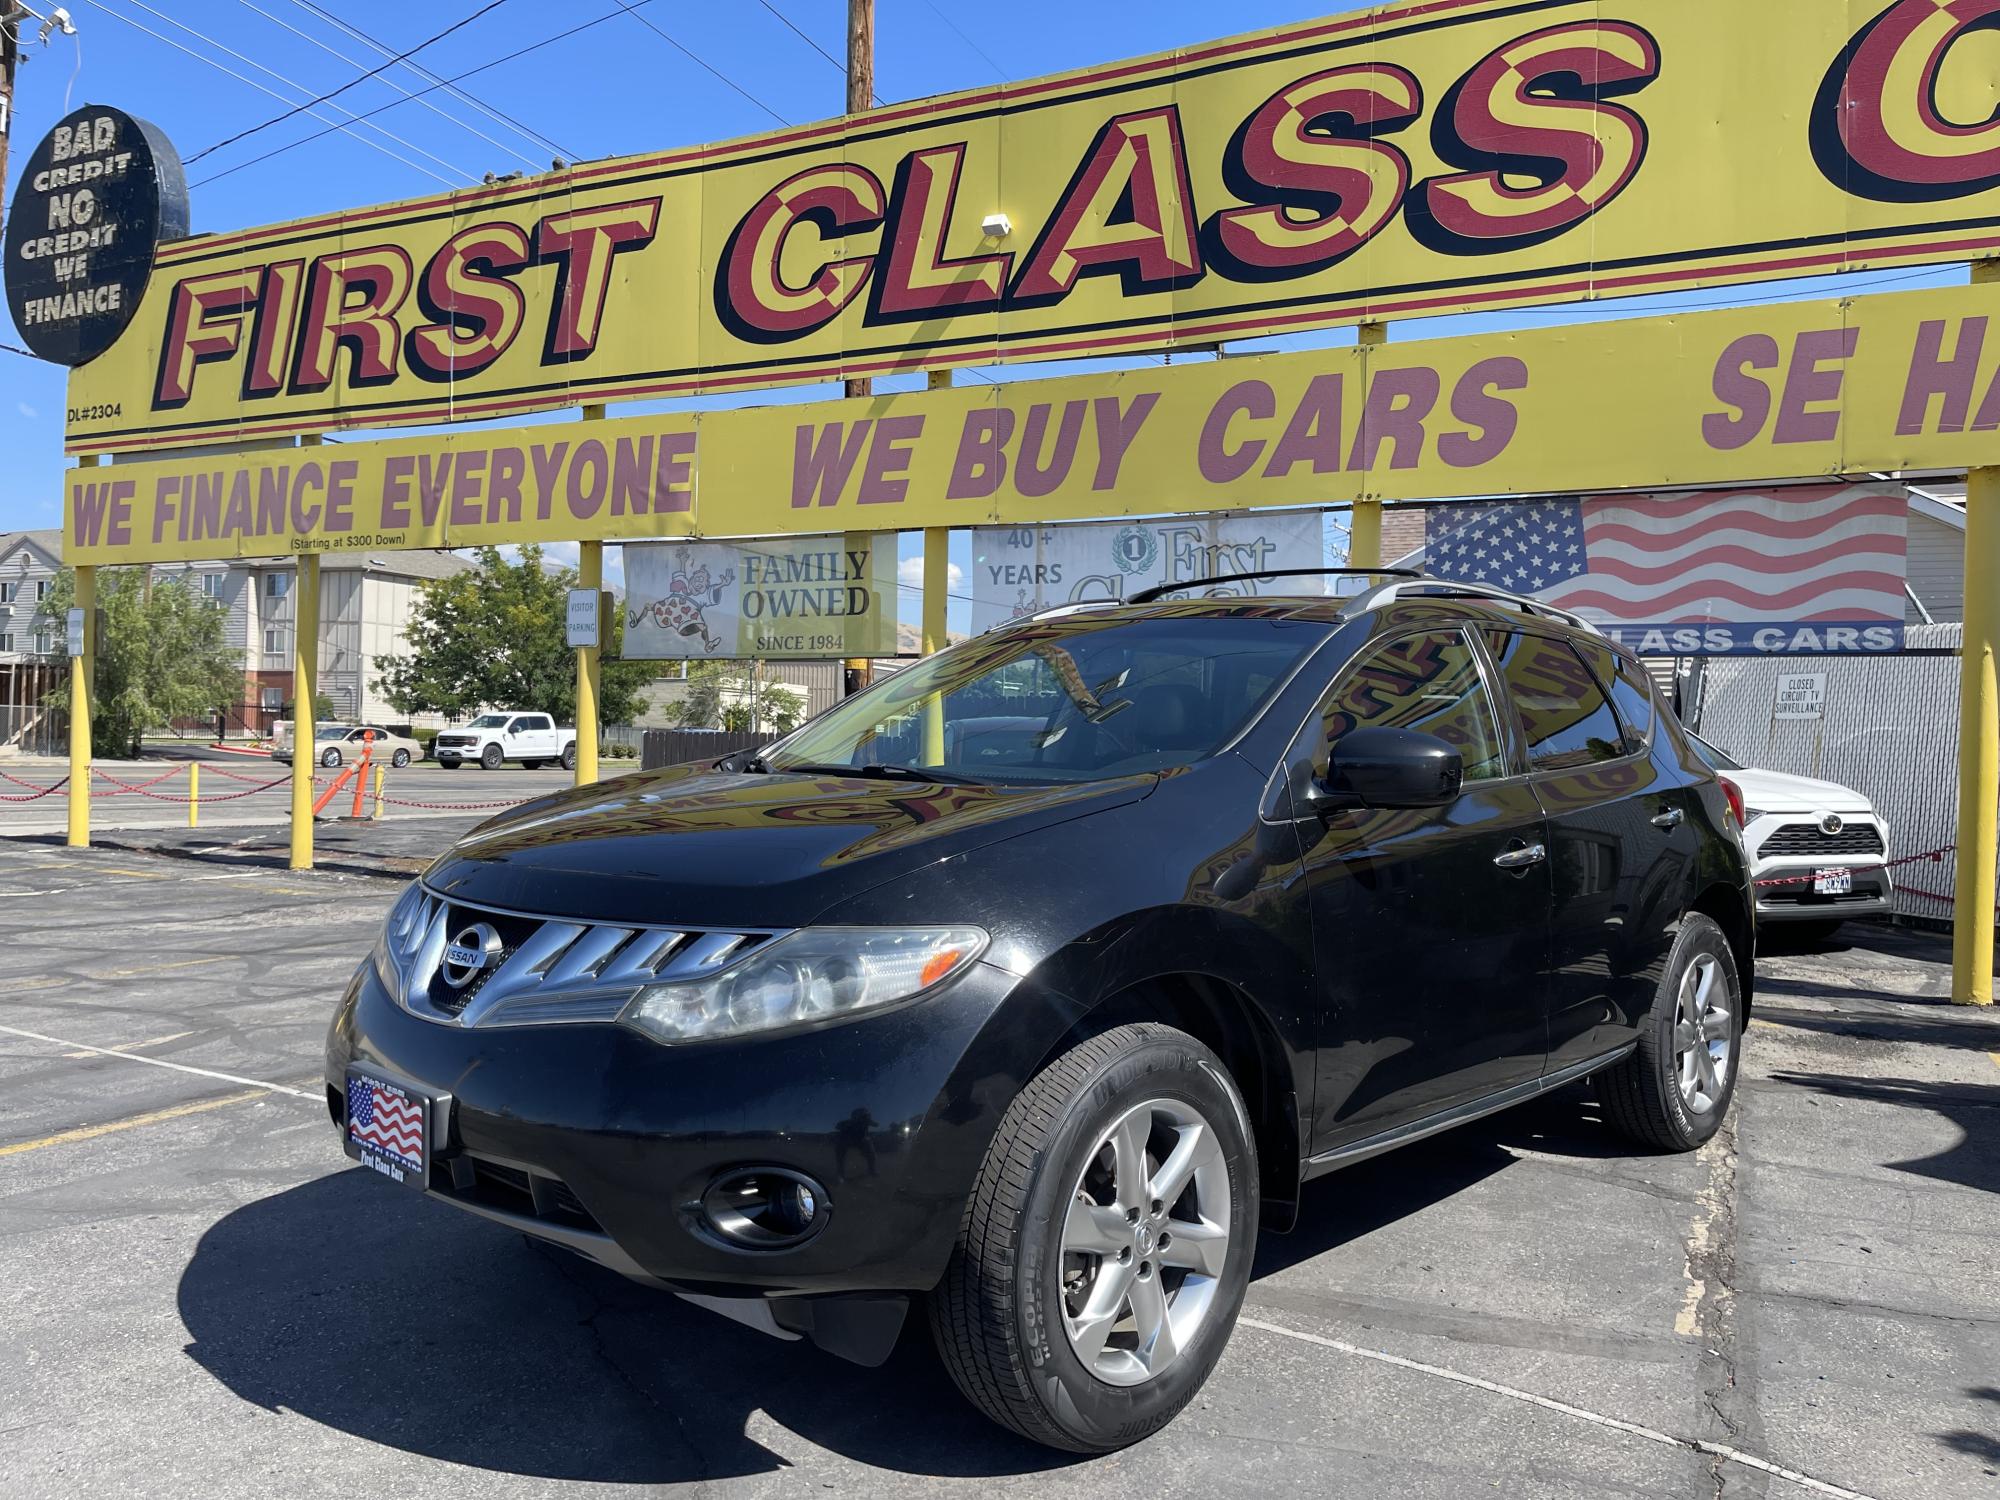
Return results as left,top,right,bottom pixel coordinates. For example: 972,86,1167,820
2,838,1996,1499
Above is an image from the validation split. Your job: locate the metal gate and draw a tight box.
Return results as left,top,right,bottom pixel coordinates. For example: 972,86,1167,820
1685,625,1964,922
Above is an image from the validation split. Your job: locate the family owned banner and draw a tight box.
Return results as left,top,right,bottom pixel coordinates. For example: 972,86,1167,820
623,536,897,661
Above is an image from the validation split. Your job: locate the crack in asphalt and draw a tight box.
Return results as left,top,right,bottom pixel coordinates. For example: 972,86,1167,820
1687,1110,1761,1500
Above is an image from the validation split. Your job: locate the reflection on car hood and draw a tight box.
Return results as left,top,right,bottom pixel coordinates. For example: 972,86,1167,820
1728,765,1875,815
423,762,1156,927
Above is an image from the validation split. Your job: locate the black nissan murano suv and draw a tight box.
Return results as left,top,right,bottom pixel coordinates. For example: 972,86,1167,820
327,573,1754,1452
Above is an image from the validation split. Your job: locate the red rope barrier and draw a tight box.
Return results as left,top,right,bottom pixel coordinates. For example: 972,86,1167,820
0,775,69,802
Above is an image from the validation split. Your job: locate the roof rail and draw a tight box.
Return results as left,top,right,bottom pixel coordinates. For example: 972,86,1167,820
1347,578,1604,635
1125,566,1423,605
978,597,1123,633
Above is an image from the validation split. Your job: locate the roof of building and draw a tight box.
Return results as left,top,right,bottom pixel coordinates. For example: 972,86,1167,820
0,528,472,580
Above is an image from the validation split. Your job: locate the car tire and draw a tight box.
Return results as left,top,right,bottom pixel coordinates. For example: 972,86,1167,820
480,743,503,770
930,1022,1258,1453
560,743,577,772
321,748,342,769
391,749,411,769
1601,912,1743,1153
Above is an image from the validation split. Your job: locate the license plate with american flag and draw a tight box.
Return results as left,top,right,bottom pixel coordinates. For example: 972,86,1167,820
346,1069,428,1189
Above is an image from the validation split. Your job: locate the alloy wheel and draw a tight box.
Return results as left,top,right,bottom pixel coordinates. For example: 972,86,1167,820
1673,953,1734,1115
1059,1097,1231,1388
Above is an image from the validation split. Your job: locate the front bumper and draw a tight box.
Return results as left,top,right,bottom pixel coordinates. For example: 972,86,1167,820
324,954,1028,1305
1751,858,1892,920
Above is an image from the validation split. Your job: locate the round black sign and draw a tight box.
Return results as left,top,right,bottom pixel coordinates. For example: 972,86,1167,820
4,105,189,367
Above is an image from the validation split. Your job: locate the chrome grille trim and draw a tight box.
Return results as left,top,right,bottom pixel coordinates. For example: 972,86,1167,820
382,885,785,1030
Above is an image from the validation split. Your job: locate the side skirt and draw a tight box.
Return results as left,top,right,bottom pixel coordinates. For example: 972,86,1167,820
1301,1044,1637,1180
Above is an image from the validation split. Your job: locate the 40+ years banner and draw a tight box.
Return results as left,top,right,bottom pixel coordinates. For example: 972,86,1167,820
61,0,2000,454
623,537,897,660
968,513,1326,633
1407,485,1910,655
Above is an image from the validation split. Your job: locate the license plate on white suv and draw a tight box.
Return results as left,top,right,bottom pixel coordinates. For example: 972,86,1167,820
1813,868,1853,896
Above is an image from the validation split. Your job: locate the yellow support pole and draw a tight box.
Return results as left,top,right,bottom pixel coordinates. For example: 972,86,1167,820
289,551,320,871
1953,463,2000,1005
66,562,95,848
1350,321,1387,573
575,403,606,788
187,761,199,828
921,526,948,764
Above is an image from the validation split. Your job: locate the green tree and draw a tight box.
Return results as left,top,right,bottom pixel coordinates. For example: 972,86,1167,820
373,545,655,724
41,568,243,758
671,662,806,734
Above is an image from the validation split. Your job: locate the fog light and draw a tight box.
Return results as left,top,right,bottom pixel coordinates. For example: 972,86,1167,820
701,1168,829,1249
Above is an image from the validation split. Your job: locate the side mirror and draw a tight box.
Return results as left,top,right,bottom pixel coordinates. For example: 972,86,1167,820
1316,726,1463,811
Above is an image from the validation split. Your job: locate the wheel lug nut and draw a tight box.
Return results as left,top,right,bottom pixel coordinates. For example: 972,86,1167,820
1150,1199,1163,1215
1126,1206,1140,1224
1139,1260,1151,1278
1118,1247,1131,1264
1158,1231,1172,1249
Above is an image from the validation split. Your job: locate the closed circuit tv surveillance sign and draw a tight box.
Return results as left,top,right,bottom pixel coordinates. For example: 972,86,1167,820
4,105,188,367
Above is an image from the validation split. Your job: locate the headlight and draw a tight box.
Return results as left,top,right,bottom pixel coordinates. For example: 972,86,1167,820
370,882,425,994
620,926,986,1044
1741,807,1766,823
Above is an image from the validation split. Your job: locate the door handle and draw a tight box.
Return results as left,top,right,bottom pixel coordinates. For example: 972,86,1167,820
1651,806,1685,830
1493,842,1546,871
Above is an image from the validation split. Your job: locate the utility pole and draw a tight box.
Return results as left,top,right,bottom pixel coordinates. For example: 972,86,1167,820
843,0,873,402
842,0,876,697
1,6,78,233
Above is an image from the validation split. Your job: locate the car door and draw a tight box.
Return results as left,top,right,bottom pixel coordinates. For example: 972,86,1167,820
503,716,531,757
1480,629,1697,1074
1289,625,1555,1153
530,714,560,756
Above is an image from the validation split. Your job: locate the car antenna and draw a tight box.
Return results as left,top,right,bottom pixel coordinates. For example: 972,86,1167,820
1125,566,1425,604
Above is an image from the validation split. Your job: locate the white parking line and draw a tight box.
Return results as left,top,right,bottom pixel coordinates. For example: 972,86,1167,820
1239,1316,1878,1500
0,1024,320,1101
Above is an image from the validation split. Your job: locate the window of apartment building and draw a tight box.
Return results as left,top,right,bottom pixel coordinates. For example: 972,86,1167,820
266,574,291,599
260,687,283,712
263,627,289,660
200,572,225,601
32,631,53,655
34,580,50,602
0,581,14,604
0,633,13,652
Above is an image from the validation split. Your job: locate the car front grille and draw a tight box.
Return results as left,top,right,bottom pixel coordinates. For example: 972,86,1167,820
1758,823,1885,857
378,885,783,1030
434,1153,604,1233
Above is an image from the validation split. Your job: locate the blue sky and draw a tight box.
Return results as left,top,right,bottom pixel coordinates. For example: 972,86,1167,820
0,1,1967,632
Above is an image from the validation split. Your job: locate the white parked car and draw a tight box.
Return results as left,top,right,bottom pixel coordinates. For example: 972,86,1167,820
432,712,577,771
1685,732,1890,937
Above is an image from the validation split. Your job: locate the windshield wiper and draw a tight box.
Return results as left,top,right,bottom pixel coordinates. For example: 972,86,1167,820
779,761,988,787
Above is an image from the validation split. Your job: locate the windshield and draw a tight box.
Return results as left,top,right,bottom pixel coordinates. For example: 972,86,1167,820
315,726,350,740
762,610,1325,784
1686,731,1743,772
466,714,512,728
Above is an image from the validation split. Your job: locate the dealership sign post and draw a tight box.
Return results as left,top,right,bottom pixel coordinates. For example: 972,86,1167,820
30,0,2000,1001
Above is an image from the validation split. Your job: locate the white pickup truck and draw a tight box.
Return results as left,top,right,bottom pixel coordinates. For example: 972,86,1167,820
432,712,577,771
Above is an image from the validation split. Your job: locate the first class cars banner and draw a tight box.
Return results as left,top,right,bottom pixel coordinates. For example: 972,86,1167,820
60,280,2000,564
61,0,2000,454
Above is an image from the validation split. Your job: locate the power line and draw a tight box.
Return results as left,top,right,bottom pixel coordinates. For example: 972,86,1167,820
609,0,789,127
79,0,465,187
756,0,883,105
279,0,574,164
188,2,663,188
232,0,542,173
920,0,1006,78
186,0,510,166
104,0,475,183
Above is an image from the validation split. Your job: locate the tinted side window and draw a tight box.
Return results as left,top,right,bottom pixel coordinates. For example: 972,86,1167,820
1484,630,1625,771
1319,630,1508,783
1571,637,1655,754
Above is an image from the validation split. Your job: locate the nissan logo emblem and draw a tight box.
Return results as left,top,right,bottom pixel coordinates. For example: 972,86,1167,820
440,922,502,988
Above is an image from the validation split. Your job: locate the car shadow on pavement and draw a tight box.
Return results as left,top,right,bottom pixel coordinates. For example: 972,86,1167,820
177,1100,1606,1484
1768,1070,2000,1197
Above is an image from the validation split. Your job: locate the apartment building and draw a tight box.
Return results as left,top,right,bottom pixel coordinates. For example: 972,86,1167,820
0,529,469,737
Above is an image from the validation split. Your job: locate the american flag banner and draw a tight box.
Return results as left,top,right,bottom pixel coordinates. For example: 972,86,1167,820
347,1075,425,1176
1413,485,1908,655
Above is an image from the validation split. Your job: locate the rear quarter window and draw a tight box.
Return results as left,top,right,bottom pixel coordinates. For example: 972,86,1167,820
1575,638,1657,754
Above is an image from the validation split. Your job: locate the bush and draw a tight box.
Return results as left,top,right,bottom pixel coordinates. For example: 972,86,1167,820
602,741,639,760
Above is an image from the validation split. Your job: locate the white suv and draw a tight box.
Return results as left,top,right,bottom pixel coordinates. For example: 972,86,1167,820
433,712,577,771
1687,732,1890,937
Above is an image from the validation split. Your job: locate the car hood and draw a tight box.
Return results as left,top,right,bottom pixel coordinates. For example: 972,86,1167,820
1726,765,1874,815
422,762,1156,927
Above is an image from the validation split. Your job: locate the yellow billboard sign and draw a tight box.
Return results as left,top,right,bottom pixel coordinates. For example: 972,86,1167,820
63,0,2000,455
65,280,2000,565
